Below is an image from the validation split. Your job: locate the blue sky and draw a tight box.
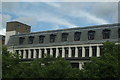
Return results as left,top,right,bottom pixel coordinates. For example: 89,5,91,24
0,2,118,35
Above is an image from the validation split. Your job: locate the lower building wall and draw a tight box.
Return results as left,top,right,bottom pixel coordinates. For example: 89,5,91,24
8,43,104,69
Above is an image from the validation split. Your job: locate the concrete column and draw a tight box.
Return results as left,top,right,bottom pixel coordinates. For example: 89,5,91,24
68,47,71,58
39,49,41,58
89,46,92,57
75,47,78,57
62,47,65,58
56,48,59,58
23,50,26,59
19,50,21,59
82,46,85,57
79,62,83,70
50,48,53,57
97,46,100,57
28,49,31,59
33,49,36,58
44,48,47,57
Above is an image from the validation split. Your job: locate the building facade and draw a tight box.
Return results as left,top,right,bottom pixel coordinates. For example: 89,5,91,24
6,21,120,69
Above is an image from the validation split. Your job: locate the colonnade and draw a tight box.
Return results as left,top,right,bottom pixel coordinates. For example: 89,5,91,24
15,44,103,59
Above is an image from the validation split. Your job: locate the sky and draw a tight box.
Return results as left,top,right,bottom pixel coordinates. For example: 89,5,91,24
0,1,119,35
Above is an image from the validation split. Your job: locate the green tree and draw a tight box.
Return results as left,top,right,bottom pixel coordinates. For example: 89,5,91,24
39,57,80,78
2,45,20,78
2,46,80,78
82,42,120,78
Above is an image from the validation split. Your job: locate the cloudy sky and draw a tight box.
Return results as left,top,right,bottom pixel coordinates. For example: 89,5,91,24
0,1,119,35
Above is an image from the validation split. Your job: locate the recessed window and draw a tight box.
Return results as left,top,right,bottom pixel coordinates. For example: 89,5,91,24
62,33,68,42
50,34,56,43
85,47,89,57
103,29,110,39
39,35,45,43
92,46,97,57
65,47,69,58
118,28,120,38
28,36,34,44
19,37,25,45
88,30,95,40
74,32,81,41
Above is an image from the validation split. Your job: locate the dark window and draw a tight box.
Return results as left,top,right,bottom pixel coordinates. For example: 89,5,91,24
65,47,68,58
103,29,110,39
39,35,45,43
21,50,23,59
100,46,103,56
50,34,56,43
71,63,79,68
41,49,44,58
78,47,82,57
74,32,81,41
19,37,25,45
118,29,120,38
15,50,19,55
85,47,89,57
36,49,39,58
62,33,68,42
53,48,56,58
28,36,34,44
92,46,97,57
26,50,28,59
30,49,34,58
71,47,75,57
47,48,50,56
58,48,62,57
88,30,95,40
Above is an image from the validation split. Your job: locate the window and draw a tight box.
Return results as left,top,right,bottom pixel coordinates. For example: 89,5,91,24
20,50,23,59
71,47,75,57
65,47,68,58
92,46,97,57
78,47,82,57
30,49,34,58
62,33,68,42
103,29,110,39
99,46,103,56
74,32,81,41
36,49,39,58
88,30,95,40
41,49,44,58
39,35,45,43
19,37,25,45
15,50,19,55
85,47,89,57
25,50,28,59
50,34,56,43
58,48,62,57
118,28,120,38
47,48,50,56
53,48,56,58
28,36,34,44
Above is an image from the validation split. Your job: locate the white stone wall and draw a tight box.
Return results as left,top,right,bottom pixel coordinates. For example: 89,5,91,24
5,31,17,45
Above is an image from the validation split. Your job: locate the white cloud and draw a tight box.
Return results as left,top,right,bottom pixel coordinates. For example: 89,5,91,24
45,2,61,8
0,14,12,35
13,16,38,26
44,2,110,25
0,28,6,35
38,13,77,28
71,10,110,24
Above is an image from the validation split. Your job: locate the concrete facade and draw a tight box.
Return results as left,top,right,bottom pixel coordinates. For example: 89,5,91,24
6,21,120,69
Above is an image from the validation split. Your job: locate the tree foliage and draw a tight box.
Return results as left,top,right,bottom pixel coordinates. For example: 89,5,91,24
82,42,120,78
2,42,120,79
